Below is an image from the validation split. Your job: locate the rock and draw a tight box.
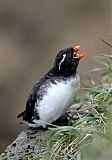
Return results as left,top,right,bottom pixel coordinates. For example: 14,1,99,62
0,128,48,160
0,104,96,160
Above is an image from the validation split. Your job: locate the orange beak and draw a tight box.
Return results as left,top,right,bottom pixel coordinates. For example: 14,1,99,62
76,53,85,59
73,45,80,52
73,45,85,60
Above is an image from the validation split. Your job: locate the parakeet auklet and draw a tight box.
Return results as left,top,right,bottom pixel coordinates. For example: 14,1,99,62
17,45,85,128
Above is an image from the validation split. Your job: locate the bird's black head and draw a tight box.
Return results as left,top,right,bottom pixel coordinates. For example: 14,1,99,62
53,45,85,77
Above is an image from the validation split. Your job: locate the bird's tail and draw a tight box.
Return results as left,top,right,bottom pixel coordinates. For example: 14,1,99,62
17,111,25,118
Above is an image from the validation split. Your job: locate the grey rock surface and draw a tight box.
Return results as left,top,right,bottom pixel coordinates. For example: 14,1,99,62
0,128,48,160
0,104,96,160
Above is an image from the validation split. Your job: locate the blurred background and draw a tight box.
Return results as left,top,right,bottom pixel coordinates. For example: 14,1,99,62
0,0,111,153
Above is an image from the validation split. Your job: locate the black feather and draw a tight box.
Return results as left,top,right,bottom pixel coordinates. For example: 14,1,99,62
17,111,25,118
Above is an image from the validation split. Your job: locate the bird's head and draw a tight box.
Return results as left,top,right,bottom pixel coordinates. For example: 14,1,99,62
54,45,85,77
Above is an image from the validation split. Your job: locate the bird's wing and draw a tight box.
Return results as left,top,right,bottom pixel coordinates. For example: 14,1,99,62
17,77,50,123
17,82,39,123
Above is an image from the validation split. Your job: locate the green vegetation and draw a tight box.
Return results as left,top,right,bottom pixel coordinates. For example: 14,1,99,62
31,40,112,160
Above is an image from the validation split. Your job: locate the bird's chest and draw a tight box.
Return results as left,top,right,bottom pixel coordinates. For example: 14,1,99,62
37,75,80,122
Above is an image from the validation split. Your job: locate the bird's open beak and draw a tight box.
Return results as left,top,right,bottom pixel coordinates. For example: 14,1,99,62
73,45,85,60
73,45,80,52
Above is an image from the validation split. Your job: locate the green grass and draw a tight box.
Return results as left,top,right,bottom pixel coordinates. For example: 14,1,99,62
42,86,112,160
30,40,112,160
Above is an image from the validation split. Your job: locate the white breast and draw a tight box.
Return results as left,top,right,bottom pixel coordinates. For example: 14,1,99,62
33,74,80,127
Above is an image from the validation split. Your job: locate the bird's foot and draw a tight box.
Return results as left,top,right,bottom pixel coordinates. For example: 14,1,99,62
53,112,74,126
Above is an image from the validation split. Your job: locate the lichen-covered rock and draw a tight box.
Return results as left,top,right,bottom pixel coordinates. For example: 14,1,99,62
0,104,96,160
0,128,48,160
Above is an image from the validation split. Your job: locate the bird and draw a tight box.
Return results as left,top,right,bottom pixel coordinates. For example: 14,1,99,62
17,45,85,128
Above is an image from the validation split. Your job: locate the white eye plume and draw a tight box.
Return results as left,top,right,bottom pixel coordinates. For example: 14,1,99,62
59,54,66,70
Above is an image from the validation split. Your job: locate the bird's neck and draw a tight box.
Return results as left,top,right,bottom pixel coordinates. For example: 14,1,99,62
46,67,77,78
